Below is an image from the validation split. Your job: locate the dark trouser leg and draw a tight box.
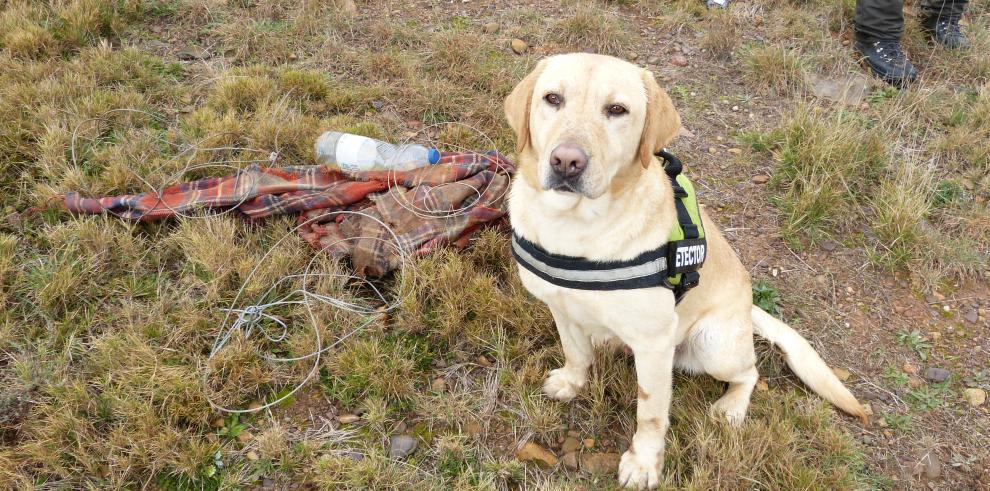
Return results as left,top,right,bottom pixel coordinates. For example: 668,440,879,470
855,0,904,41
920,0,969,23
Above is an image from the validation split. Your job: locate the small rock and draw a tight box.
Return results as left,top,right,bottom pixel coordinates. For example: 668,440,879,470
561,437,582,454
708,146,717,155
727,148,742,155
483,22,499,34
903,363,918,375
583,438,595,449
832,367,852,381
476,355,492,367
431,377,446,392
908,376,926,389
237,431,254,443
862,403,874,416
925,294,939,304
963,388,986,407
211,417,225,428
338,413,361,424
628,52,639,60
821,240,840,252
670,54,689,67
246,450,259,461
923,367,951,383
916,451,941,479
731,105,739,111
340,0,357,14
877,417,888,427
288,53,298,61
963,310,978,324
807,72,871,106
751,175,770,185
933,291,946,301
145,40,169,51
515,442,558,468
562,451,579,469
388,435,418,459
678,126,696,139
580,453,621,475
511,38,528,55
261,477,275,489
345,451,364,461
178,48,209,61
756,379,769,392
372,100,385,111
648,56,661,64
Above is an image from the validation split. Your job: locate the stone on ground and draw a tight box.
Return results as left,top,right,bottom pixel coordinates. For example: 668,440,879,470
515,442,558,468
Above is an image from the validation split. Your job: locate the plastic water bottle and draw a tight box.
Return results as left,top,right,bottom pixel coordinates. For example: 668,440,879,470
314,131,441,172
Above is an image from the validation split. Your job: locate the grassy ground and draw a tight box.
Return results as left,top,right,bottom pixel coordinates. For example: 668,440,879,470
1,0,988,489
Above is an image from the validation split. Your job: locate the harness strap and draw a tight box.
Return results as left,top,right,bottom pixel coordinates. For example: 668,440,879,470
512,234,672,291
657,150,705,302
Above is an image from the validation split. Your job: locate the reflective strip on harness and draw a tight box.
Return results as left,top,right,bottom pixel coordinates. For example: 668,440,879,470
511,234,673,291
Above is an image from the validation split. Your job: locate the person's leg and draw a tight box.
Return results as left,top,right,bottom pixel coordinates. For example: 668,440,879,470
920,0,969,21
855,0,905,42
920,0,970,48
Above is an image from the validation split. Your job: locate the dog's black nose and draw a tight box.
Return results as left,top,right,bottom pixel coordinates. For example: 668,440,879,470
549,144,588,180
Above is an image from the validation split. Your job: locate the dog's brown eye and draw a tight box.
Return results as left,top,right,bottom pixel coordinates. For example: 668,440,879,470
544,93,562,106
607,104,627,116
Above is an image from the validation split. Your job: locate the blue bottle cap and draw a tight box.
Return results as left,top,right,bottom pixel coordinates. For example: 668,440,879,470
427,148,441,165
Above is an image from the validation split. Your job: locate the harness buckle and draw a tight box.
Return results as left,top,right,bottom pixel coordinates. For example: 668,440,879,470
679,271,701,290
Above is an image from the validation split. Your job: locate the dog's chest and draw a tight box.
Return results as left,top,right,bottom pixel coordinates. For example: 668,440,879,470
517,266,676,341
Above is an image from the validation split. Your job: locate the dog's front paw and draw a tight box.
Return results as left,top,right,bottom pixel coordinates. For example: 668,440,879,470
618,448,662,489
542,367,585,401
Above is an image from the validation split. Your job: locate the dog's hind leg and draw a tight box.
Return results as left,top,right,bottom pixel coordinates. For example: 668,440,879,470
543,306,594,402
687,315,759,427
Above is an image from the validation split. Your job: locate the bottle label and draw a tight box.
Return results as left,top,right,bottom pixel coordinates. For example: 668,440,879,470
335,133,373,172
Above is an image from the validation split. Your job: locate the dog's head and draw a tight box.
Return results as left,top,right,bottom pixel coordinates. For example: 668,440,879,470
505,53,680,199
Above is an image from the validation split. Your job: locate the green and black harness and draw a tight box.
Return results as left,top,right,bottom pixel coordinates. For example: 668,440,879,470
511,150,707,304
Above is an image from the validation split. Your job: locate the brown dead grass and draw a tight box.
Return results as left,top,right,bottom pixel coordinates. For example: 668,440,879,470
3,0,989,488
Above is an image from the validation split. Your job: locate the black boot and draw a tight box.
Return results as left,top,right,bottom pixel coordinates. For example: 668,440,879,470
922,17,970,49
855,38,918,87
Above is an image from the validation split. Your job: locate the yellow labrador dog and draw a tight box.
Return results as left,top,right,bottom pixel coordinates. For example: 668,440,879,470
505,53,865,489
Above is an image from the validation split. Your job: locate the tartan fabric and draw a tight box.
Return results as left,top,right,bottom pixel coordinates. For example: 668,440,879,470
64,151,515,276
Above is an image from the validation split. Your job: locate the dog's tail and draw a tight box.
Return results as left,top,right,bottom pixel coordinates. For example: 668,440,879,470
751,305,867,423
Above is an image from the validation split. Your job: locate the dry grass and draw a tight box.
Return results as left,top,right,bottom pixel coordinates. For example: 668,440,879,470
552,2,635,55
740,6,990,285
5,0,990,488
701,11,740,61
742,43,807,94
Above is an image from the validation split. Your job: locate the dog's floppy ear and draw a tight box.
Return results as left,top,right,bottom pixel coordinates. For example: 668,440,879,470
637,70,681,168
504,59,547,155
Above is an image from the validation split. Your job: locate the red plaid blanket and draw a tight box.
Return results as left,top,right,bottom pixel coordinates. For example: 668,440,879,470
64,151,514,276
